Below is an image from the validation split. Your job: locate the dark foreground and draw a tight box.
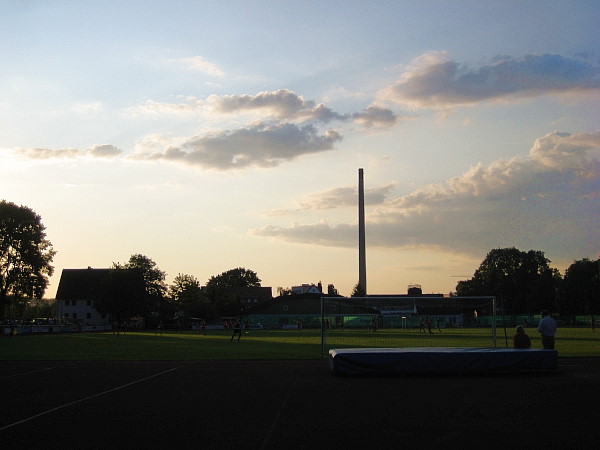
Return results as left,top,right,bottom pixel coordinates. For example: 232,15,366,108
1,358,599,449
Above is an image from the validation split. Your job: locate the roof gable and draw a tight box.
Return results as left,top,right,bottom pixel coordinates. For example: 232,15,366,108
55,268,143,300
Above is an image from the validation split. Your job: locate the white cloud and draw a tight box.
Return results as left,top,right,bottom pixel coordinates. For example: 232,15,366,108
124,97,206,117
254,130,600,259
168,56,224,77
133,133,185,154
208,89,349,123
134,122,343,170
15,144,122,159
385,52,600,109
123,89,408,133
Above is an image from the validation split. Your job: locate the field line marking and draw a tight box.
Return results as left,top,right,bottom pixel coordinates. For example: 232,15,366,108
0,366,180,432
259,374,299,450
0,367,55,380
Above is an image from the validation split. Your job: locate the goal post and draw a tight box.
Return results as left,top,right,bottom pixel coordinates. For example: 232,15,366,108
321,296,496,357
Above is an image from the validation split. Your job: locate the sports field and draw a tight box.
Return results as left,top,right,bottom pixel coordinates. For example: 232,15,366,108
1,330,600,448
1,327,599,360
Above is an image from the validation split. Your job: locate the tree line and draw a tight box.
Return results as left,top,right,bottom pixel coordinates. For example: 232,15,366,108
0,200,261,322
96,259,262,324
456,247,599,317
1,200,598,322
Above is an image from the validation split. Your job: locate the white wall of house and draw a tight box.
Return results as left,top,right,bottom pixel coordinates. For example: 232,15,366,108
56,299,110,325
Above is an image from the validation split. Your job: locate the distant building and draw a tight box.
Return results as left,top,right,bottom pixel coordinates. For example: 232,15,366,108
228,286,273,309
55,267,144,326
291,283,322,295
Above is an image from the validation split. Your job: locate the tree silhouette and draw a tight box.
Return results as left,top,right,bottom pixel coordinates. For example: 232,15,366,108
0,201,56,319
456,247,560,314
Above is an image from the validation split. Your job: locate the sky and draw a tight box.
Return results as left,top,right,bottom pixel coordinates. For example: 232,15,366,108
1,1,599,298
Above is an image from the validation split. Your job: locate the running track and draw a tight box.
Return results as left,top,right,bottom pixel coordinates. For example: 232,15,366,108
1,358,599,449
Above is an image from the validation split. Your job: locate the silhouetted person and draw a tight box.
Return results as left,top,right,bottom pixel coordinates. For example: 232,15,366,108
426,316,434,336
513,325,531,349
538,309,557,350
231,318,242,342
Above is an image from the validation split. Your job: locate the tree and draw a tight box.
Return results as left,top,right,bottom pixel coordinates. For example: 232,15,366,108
205,267,261,317
277,286,291,296
169,273,212,318
92,268,148,323
456,247,560,314
560,258,600,315
116,254,166,298
206,267,261,290
113,254,167,316
351,282,366,297
327,284,339,296
0,201,56,319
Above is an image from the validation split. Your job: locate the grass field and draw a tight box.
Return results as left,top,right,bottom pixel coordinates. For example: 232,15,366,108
1,327,598,360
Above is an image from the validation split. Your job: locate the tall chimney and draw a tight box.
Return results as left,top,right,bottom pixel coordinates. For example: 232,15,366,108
358,168,367,295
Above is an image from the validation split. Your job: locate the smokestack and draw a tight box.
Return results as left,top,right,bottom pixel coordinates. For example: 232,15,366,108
358,168,367,295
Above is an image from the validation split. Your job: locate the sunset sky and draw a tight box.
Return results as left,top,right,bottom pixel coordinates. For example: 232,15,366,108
1,1,599,298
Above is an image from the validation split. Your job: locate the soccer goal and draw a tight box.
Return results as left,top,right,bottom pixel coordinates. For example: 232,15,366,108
320,296,496,357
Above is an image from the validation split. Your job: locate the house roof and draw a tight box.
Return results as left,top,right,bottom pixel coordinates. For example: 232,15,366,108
55,268,143,300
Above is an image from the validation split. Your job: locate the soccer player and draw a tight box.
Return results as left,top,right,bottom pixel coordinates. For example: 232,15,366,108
231,318,242,342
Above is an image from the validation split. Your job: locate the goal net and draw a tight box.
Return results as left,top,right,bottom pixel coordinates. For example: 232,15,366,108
320,296,497,357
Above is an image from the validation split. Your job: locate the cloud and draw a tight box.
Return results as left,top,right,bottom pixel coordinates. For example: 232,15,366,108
256,221,356,247
254,130,600,259
207,89,349,123
135,122,343,170
167,56,224,77
124,89,405,132
272,183,395,213
352,105,399,128
386,52,600,108
16,144,122,159
88,144,122,158
124,97,205,117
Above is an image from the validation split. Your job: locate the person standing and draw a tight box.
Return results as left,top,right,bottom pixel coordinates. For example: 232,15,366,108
538,309,557,350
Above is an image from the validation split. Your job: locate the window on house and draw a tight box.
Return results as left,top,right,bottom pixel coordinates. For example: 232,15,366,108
87,300,91,306
65,300,70,306
73,313,77,319
86,313,92,319
64,313,69,318
72,300,77,306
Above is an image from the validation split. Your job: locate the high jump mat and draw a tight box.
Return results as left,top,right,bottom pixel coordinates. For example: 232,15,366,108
328,347,558,375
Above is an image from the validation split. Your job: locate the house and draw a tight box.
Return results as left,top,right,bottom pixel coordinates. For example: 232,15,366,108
291,283,322,295
55,267,145,326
